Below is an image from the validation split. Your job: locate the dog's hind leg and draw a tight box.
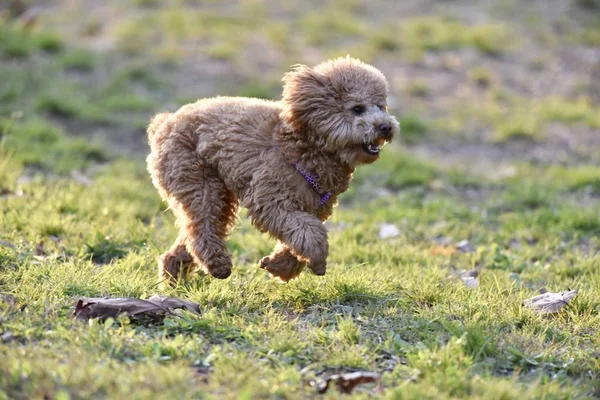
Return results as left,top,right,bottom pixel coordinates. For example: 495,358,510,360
150,133,237,280
158,233,195,285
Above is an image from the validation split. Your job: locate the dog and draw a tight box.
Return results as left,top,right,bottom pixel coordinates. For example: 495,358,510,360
146,56,399,284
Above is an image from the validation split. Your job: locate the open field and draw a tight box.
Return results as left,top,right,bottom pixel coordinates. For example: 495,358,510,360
1,0,599,398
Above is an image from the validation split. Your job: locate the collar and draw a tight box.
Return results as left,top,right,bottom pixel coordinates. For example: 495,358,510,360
273,146,332,208
291,161,332,208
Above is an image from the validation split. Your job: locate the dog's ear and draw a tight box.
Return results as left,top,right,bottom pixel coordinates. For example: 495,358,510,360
282,64,326,91
281,65,332,132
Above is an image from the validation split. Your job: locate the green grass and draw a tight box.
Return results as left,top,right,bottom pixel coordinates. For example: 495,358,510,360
448,92,600,143
1,1,600,398
1,106,599,397
59,49,96,71
398,17,516,57
1,118,108,174
468,66,495,88
1,136,599,398
0,22,65,58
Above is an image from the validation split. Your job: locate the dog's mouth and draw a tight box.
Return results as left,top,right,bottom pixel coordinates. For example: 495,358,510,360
362,137,386,156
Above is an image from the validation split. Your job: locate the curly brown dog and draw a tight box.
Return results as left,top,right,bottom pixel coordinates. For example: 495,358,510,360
147,56,399,285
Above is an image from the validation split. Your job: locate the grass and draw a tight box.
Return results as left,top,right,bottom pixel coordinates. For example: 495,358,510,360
447,91,600,143
1,138,599,398
397,17,516,58
397,114,429,144
59,49,96,72
0,118,108,174
2,109,599,397
1,1,600,398
468,67,495,88
405,79,431,98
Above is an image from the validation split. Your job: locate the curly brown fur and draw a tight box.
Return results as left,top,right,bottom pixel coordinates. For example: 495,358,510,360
147,56,399,285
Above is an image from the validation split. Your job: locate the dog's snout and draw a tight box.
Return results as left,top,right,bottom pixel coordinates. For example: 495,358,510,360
379,123,392,138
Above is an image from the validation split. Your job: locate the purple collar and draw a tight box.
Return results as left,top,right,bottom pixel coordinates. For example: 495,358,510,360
291,161,332,208
273,146,331,208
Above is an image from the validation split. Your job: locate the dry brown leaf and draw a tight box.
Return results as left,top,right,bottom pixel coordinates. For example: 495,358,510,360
431,245,456,256
522,289,578,314
310,371,381,394
72,295,201,323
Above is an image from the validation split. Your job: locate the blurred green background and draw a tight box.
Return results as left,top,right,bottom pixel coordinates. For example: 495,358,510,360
1,0,599,165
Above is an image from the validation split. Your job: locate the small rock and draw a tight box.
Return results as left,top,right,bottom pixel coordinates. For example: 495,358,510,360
1,332,14,343
459,270,479,289
508,238,522,250
379,223,400,239
456,239,475,253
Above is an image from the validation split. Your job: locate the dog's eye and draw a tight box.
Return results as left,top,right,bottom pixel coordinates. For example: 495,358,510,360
352,105,365,115
377,104,387,112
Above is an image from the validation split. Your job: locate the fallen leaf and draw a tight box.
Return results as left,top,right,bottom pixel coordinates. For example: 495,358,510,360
0,240,15,249
379,223,399,239
455,239,475,253
0,187,25,199
72,295,201,323
522,289,578,314
310,371,381,394
431,245,456,256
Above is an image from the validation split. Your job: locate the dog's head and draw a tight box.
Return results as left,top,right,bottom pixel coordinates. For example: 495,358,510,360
281,56,399,166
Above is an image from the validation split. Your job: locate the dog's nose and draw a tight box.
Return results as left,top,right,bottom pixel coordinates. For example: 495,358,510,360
379,123,392,138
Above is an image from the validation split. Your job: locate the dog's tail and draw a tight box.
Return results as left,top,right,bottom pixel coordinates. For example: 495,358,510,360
147,112,171,141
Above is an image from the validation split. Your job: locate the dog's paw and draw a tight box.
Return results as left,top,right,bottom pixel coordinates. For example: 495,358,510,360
308,260,327,276
158,253,194,286
209,265,232,279
260,255,304,282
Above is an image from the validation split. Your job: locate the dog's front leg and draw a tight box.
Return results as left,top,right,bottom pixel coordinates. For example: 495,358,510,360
259,198,337,280
251,209,328,276
259,241,306,281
